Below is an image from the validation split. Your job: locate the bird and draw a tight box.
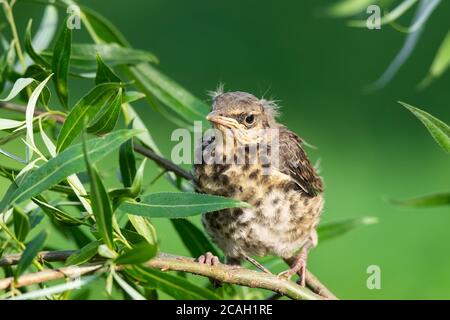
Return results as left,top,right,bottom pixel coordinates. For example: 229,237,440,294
193,89,324,285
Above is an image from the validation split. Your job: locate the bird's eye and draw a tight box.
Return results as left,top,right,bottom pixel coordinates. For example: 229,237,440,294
244,114,255,125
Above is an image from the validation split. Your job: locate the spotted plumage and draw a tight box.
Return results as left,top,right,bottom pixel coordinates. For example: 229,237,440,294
194,90,324,284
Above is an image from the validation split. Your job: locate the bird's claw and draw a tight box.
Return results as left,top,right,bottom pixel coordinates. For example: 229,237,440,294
197,252,220,266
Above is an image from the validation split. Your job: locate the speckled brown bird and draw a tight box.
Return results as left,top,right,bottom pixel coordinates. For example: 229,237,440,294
193,90,324,285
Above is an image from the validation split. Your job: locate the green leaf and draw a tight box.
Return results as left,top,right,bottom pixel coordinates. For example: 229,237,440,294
25,74,53,161
13,207,31,242
325,0,376,17
115,241,157,265
24,64,51,81
0,40,16,92
419,31,450,88
9,275,97,300
129,158,147,196
15,231,47,279
32,197,87,226
127,64,209,125
120,192,250,218
0,119,24,131
111,271,146,300
0,130,140,212
122,91,145,104
66,240,101,266
126,266,221,300
97,244,117,259
317,217,378,242
52,17,72,107
400,101,450,153
393,192,450,208
81,5,129,45
42,43,157,70
86,88,122,135
171,219,219,258
128,215,157,247
0,78,34,101
83,135,115,250
119,130,136,188
25,20,51,68
56,82,121,152
95,54,121,84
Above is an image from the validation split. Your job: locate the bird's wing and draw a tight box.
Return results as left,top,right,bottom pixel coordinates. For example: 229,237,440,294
278,127,323,197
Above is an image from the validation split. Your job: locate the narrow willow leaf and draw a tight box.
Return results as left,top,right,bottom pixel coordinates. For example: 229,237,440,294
38,118,56,157
419,30,450,88
115,241,157,265
52,17,72,107
126,266,220,300
66,240,101,266
122,91,145,104
32,197,87,226
56,82,121,152
0,119,24,131
127,64,209,125
348,0,419,28
15,231,47,279
400,101,450,152
0,40,16,92
80,5,129,45
13,207,31,242
111,271,146,300
325,0,376,17
24,64,51,81
42,43,157,70
129,158,147,196
98,244,117,259
25,20,51,68
95,54,121,84
0,78,34,101
393,192,450,207
25,74,53,161
0,130,140,212
83,136,115,250
0,159,40,214
9,275,97,300
87,88,122,135
119,129,136,188
29,5,59,52
171,219,219,258
317,217,378,242
128,215,157,247
0,148,26,163
120,192,250,218
370,0,440,90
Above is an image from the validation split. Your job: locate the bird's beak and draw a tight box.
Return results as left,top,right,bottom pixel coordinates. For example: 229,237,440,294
206,112,239,129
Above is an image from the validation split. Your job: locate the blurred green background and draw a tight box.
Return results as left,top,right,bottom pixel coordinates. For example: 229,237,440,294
6,0,450,299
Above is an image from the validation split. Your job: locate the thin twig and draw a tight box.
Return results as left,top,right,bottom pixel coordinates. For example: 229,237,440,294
0,251,322,300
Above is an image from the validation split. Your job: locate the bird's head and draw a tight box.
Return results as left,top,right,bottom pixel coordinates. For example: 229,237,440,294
206,90,279,144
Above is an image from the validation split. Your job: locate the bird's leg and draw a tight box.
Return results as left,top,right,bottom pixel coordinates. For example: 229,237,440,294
244,255,272,274
197,251,220,266
278,231,318,285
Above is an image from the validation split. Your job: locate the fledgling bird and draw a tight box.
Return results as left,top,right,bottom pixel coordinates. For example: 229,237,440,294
193,90,324,285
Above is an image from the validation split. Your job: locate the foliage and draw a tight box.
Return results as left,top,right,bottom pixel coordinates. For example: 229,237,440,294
0,0,376,300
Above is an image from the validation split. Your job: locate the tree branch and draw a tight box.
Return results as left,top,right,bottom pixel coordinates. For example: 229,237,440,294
0,251,325,300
